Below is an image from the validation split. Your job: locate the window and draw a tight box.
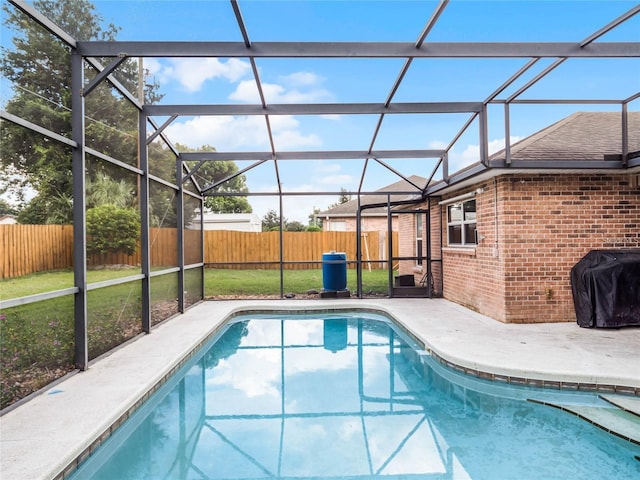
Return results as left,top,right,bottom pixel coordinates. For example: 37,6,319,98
447,199,476,246
330,220,346,231
416,214,423,265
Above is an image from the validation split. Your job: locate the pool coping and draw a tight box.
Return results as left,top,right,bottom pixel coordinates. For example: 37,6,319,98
1,298,639,480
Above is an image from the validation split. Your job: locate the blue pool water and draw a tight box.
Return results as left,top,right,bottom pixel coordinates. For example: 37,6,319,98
69,313,639,479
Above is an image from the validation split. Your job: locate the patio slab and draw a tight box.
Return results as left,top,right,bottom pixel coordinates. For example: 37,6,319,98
1,298,639,480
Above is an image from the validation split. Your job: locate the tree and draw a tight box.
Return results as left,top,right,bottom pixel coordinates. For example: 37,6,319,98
328,187,351,209
1,0,162,223
86,172,137,209
285,220,306,232
17,193,73,224
308,207,323,228
261,210,312,231
0,199,18,216
86,204,140,258
200,160,252,214
182,144,252,214
262,209,283,231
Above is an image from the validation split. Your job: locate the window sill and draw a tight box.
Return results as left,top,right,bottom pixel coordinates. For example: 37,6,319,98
442,246,477,256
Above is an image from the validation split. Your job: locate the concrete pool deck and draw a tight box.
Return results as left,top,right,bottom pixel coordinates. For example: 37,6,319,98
1,298,639,480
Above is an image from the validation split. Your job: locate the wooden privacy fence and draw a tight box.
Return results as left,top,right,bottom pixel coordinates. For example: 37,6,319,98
1,224,74,279
0,225,180,278
205,230,397,270
1,225,398,278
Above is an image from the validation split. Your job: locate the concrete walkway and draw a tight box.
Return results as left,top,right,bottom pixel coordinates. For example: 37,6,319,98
1,298,639,480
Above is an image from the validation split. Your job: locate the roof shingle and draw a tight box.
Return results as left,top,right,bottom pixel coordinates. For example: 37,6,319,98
490,111,640,163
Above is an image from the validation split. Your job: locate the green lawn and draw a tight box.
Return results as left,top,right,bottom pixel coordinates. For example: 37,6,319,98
0,267,141,299
2,267,392,300
205,268,390,296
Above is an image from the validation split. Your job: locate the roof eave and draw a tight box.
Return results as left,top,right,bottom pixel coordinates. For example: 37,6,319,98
320,212,399,219
426,161,640,197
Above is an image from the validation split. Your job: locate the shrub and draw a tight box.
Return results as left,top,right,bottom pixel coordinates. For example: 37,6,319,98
86,204,140,256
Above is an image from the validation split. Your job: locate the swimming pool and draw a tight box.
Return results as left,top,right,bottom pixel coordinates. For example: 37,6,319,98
68,312,639,479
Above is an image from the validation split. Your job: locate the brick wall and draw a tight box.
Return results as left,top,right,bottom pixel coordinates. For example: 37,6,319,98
437,172,640,323
500,173,639,323
324,216,398,232
440,183,506,320
429,200,443,295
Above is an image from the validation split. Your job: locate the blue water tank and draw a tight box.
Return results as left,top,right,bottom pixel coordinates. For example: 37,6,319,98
322,251,347,291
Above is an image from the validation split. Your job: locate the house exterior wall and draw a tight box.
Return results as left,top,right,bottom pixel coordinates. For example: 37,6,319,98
500,173,639,323
436,173,640,323
323,215,398,262
323,216,398,232
439,183,506,320
429,200,443,295
0,215,18,225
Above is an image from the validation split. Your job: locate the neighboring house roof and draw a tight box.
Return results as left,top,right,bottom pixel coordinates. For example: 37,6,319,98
0,215,18,225
202,213,261,224
429,111,640,195
319,175,427,217
490,111,640,164
189,212,262,231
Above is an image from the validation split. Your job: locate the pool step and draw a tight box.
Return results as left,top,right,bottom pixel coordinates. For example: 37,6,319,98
530,398,640,445
599,394,640,417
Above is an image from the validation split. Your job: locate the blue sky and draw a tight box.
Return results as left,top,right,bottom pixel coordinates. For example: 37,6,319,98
3,1,639,221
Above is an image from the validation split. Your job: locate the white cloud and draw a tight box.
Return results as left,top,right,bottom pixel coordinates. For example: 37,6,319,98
281,187,334,224
313,163,342,173
445,136,523,173
428,140,448,150
146,58,251,92
142,57,163,77
248,180,354,225
228,80,267,103
279,71,322,87
252,163,356,222
166,115,268,150
317,174,355,186
273,129,322,148
165,114,321,150
230,79,333,104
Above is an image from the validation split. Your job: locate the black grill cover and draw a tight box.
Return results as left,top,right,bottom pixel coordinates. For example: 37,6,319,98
570,249,640,328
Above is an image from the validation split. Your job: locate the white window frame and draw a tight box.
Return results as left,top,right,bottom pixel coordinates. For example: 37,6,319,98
447,199,477,246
